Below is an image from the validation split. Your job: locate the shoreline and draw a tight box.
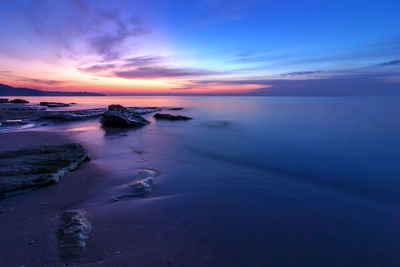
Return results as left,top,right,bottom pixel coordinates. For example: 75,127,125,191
0,131,107,266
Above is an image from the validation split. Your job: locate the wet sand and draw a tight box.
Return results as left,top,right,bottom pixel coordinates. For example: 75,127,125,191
0,131,108,266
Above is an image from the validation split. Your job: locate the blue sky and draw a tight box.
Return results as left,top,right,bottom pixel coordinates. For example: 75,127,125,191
0,0,399,95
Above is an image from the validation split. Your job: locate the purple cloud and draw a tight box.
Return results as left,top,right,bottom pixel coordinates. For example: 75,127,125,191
280,71,323,76
14,77,65,85
114,67,216,79
79,64,116,73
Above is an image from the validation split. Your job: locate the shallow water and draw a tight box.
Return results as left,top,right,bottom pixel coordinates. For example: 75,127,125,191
11,96,400,265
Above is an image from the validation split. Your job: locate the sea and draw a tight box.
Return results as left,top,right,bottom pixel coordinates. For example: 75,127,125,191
4,96,400,266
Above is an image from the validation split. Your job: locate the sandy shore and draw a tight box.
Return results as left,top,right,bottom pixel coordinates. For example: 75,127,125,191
0,131,107,266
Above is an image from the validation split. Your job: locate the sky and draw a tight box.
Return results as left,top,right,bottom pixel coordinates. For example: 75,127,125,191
0,0,399,95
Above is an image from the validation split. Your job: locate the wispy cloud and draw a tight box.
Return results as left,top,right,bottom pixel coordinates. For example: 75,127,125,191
14,77,65,85
280,71,323,76
122,56,165,67
79,64,116,73
377,59,400,67
114,67,216,79
0,0,151,62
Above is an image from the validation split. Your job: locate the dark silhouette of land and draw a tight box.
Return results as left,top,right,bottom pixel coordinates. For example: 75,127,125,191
0,83,105,96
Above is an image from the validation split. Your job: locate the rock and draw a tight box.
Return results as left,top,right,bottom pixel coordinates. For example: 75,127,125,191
130,177,153,196
112,177,154,201
40,102,70,107
112,168,159,202
40,113,81,121
1,105,46,111
0,144,89,198
154,113,192,120
168,107,183,110
204,120,233,128
127,107,161,114
40,108,105,121
100,104,149,127
0,120,29,126
56,210,91,261
9,99,29,104
0,98,8,103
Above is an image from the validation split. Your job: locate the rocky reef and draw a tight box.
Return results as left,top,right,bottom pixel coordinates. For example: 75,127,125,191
40,102,70,107
154,113,192,120
9,99,29,103
56,209,91,261
0,143,89,198
100,104,149,127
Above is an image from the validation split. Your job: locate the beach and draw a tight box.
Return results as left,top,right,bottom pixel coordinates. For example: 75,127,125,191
1,96,400,266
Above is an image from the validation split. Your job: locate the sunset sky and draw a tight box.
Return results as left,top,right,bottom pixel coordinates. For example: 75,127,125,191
0,0,399,95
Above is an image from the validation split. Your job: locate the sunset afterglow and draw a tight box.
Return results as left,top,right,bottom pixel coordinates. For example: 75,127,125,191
0,0,399,95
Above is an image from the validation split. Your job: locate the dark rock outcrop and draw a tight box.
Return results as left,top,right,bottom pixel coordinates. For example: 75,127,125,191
168,107,184,110
0,83,105,96
0,143,89,198
40,108,105,121
57,210,91,261
100,104,149,127
9,99,29,104
40,102,70,107
0,98,8,103
0,120,29,126
154,113,192,120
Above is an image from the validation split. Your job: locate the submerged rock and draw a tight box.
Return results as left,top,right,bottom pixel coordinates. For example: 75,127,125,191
204,120,233,128
39,108,105,122
154,113,192,120
112,177,154,201
100,104,149,127
9,99,29,104
129,177,154,196
0,120,29,126
57,209,91,261
0,98,8,103
40,102,70,107
0,143,89,198
112,168,160,201
127,107,161,114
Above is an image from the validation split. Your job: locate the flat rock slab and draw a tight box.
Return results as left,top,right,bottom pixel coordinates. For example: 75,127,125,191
0,143,89,198
154,113,192,120
40,102,70,107
57,209,91,262
9,99,29,103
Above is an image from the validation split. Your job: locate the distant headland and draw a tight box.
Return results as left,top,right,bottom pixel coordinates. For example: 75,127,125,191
0,83,105,96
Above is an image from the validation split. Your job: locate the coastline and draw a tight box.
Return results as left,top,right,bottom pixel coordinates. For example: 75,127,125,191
0,131,107,266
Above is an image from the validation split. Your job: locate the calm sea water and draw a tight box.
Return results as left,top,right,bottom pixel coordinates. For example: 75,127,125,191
14,96,400,265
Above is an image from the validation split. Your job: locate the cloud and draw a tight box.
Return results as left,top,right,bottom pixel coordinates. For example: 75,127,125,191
280,71,323,76
236,51,254,58
114,67,216,79
122,56,165,67
87,13,150,61
79,64,116,73
0,0,150,62
377,59,400,67
14,77,65,85
196,0,258,24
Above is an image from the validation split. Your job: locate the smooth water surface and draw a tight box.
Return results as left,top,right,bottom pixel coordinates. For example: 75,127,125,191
16,96,400,265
